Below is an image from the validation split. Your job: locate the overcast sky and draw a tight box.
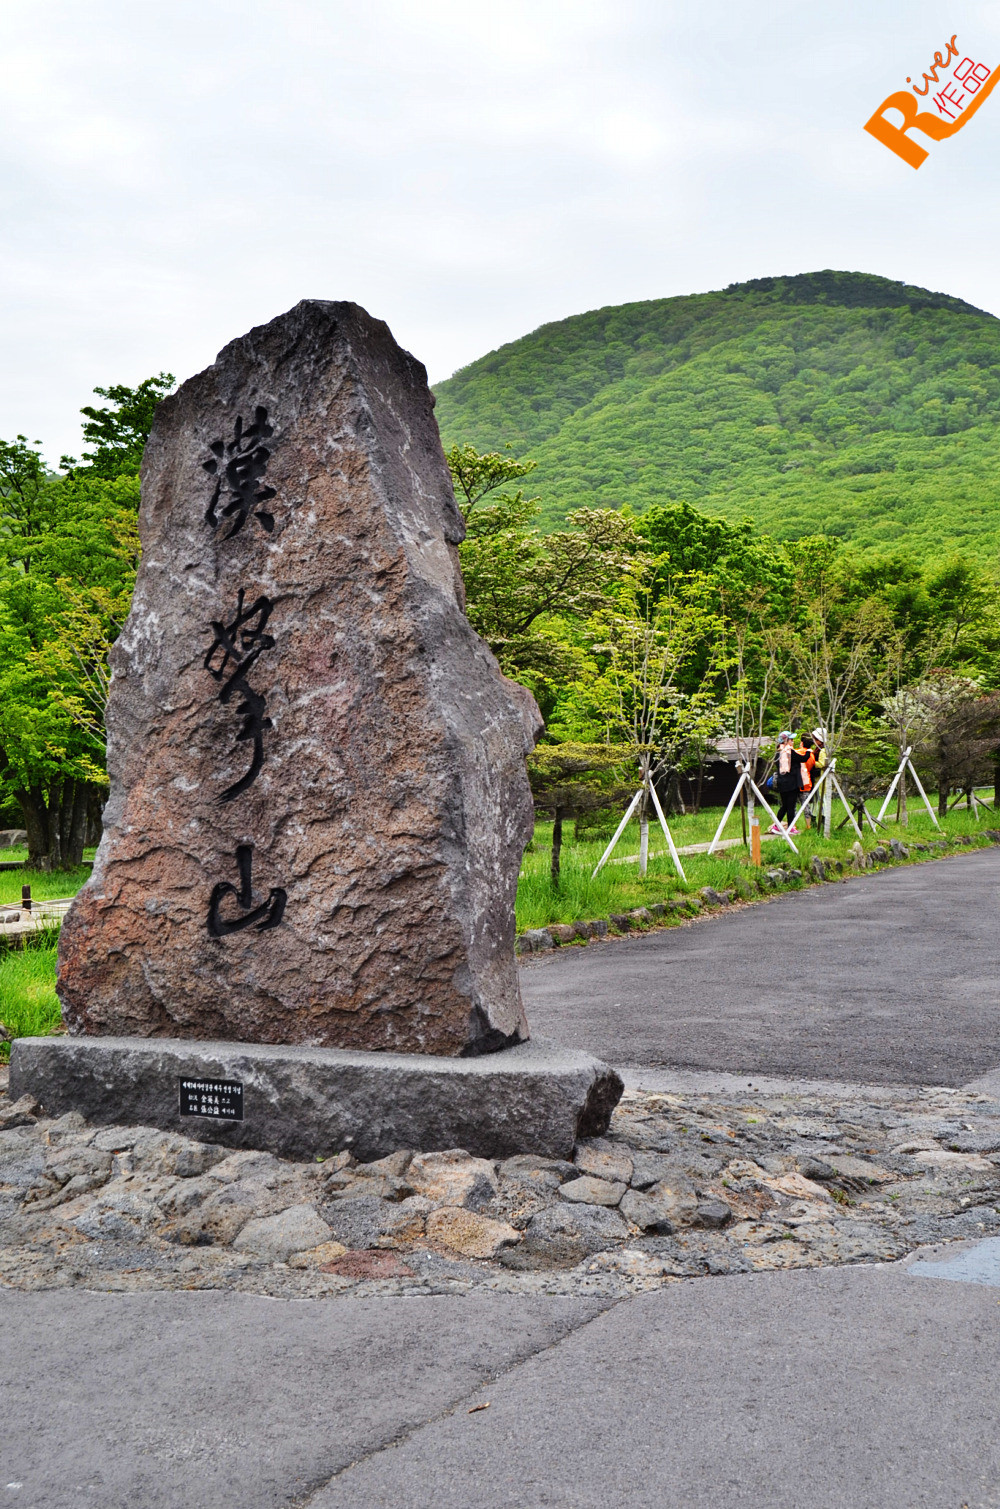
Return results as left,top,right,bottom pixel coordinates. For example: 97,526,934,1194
3,0,1000,463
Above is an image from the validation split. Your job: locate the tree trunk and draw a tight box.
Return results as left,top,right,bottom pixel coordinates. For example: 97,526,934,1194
938,781,949,819
896,769,908,827
665,770,686,817
550,806,565,888
638,792,649,878
694,757,705,815
15,778,93,870
85,788,105,848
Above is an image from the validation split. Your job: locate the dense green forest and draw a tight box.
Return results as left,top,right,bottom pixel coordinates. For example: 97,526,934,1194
434,271,1000,557
7,286,1000,873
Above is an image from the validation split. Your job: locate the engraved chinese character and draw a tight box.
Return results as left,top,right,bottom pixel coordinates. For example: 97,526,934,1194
208,844,287,937
202,407,277,539
204,589,275,801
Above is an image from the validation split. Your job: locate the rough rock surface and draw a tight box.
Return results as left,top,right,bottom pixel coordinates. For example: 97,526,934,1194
58,300,542,1056
3,1068,999,1299
10,1036,624,1161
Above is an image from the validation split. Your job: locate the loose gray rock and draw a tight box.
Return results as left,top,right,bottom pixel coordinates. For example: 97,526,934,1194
232,1204,333,1262
44,1145,113,1188
500,1201,628,1270
352,1150,414,1179
628,1151,676,1190
517,929,554,954
0,1096,39,1131
644,1175,699,1227
132,1132,228,1179
946,1129,1000,1154
498,1155,576,1192
694,1199,732,1228
558,1175,626,1207
46,1111,89,1145
620,1189,676,1234
321,1195,426,1250
798,1156,836,1181
0,1129,46,1189
573,1141,633,1185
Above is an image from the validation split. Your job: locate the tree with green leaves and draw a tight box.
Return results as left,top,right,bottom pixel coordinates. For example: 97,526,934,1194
0,375,166,867
528,742,631,886
62,372,174,479
905,673,1000,818
0,462,137,866
445,443,640,718
565,561,725,870
0,436,48,566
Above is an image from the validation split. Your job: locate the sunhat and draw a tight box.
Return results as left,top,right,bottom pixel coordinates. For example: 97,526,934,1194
812,727,827,742
778,730,793,741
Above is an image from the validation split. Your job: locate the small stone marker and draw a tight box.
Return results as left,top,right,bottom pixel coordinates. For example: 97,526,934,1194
58,301,543,1057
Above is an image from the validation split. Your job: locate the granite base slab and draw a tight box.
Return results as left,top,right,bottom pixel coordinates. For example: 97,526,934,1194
9,1036,623,1161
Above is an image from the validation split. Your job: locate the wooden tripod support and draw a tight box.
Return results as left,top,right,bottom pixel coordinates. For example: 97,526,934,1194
707,767,798,856
875,747,941,830
591,779,688,882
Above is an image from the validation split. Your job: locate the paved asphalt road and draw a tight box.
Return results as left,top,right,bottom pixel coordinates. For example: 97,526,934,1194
4,1257,1000,1508
520,848,1000,1086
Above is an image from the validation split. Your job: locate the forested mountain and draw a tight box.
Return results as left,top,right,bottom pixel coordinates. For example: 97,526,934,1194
433,271,1000,557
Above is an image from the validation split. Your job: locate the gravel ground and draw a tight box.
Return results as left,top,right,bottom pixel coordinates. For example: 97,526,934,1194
1,1068,997,1300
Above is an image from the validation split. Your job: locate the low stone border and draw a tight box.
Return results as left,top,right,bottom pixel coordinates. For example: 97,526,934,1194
516,832,998,954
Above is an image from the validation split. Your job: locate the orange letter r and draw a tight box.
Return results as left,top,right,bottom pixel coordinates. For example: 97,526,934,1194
864,91,934,168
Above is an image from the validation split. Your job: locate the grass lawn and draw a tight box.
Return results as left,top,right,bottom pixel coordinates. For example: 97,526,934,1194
514,796,998,930
0,937,62,1062
0,850,95,907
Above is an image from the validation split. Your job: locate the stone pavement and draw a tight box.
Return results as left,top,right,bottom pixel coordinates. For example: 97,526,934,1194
520,847,1000,1085
3,1074,1000,1298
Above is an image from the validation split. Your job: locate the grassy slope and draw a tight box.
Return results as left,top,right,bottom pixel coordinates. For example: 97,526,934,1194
434,270,1000,556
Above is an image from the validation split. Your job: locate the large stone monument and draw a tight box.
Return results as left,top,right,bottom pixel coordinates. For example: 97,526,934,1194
12,302,622,1157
